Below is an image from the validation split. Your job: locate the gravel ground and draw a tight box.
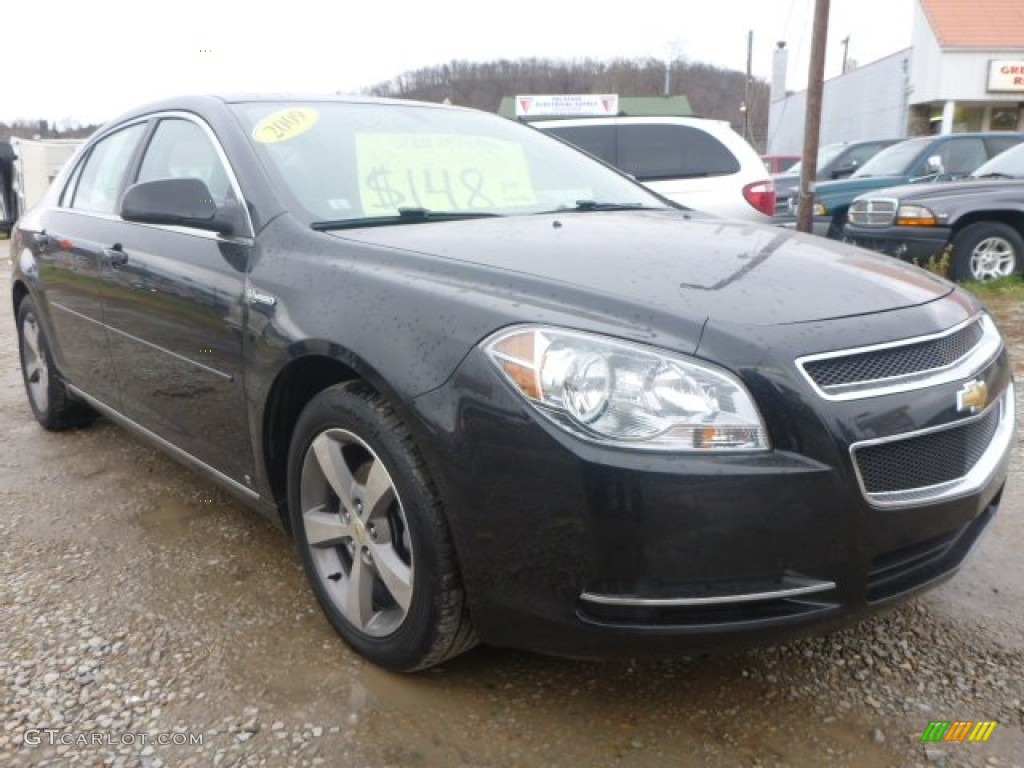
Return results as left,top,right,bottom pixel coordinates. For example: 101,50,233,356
2,237,1023,767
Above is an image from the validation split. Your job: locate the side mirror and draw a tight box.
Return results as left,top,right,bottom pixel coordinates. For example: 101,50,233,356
121,178,236,235
925,155,944,175
831,162,858,179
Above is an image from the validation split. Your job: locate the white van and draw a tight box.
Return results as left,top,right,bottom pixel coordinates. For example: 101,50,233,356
532,116,775,223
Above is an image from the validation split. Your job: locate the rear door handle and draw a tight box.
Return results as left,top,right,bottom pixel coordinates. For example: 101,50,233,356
105,244,129,268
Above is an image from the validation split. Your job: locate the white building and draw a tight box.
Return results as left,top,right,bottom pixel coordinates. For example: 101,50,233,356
768,0,1024,154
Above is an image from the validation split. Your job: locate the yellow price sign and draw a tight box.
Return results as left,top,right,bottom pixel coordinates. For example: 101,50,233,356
252,108,319,144
356,134,536,214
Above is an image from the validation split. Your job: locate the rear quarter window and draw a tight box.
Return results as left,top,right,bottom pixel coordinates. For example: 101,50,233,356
985,135,1024,158
617,125,740,181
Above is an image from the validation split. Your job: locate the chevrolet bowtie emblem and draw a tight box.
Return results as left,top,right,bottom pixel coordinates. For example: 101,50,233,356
956,380,988,414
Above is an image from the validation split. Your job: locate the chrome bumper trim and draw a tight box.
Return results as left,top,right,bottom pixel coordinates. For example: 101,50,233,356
579,577,837,607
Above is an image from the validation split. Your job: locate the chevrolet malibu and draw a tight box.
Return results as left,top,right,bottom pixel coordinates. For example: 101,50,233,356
9,95,1015,671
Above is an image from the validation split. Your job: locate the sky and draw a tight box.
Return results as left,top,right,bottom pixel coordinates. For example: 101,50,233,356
3,0,915,125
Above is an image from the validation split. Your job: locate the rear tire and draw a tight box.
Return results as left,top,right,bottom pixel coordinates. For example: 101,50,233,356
950,222,1023,282
16,296,97,430
287,381,477,671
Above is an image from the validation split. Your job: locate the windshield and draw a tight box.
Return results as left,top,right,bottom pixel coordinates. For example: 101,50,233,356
971,142,1024,178
852,139,928,178
231,101,670,225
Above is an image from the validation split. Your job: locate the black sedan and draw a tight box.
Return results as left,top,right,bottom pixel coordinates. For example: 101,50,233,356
844,142,1024,281
10,95,1015,671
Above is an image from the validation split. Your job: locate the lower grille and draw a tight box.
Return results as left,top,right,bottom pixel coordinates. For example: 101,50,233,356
867,501,997,603
854,406,1000,494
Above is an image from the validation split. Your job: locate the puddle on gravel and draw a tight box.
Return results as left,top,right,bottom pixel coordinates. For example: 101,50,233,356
138,496,218,532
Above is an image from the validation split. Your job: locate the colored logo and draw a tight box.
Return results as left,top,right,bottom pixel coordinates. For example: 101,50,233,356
956,380,988,414
920,721,997,742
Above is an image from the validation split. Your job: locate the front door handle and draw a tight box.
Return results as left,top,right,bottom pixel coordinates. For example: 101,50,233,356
105,244,129,268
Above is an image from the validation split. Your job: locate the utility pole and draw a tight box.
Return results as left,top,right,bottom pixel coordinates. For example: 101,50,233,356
841,35,850,74
796,0,830,233
743,30,753,142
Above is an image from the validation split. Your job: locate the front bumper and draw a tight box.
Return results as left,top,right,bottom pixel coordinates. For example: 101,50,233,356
844,223,952,264
772,212,831,237
406,316,1013,659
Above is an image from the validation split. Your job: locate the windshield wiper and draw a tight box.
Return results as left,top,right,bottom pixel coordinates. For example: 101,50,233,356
312,208,503,231
559,200,658,212
972,172,1015,179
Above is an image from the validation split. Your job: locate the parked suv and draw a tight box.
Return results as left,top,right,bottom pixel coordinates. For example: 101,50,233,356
844,142,1024,281
772,138,901,218
806,132,1024,238
532,116,775,222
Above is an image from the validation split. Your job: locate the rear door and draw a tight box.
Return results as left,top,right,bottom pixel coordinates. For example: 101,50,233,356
28,122,148,403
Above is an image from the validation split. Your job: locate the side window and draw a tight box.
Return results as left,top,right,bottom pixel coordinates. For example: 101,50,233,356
985,135,1024,158
938,138,987,175
542,125,617,166
617,125,740,180
847,143,886,167
70,124,147,213
136,119,232,206
59,155,86,208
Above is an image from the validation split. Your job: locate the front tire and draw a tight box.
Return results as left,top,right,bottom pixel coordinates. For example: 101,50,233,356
951,222,1024,282
287,382,476,671
826,210,848,240
16,296,97,430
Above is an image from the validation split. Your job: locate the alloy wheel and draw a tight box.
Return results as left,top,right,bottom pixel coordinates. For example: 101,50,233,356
969,236,1017,281
21,313,49,413
299,428,414,637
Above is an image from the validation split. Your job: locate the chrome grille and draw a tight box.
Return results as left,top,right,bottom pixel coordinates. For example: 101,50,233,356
853,406,999,495
848,198,898,227
849,385,1014,509
803,320,984,391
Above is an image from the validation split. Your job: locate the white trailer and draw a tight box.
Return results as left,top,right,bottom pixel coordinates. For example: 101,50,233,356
9,137,85,223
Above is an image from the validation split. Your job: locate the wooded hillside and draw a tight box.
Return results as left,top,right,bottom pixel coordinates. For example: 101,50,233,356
0,120,99,142
367,57,770,151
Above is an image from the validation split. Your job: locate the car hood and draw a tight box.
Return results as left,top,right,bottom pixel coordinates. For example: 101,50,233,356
329,210,952,327
855,177,1024,203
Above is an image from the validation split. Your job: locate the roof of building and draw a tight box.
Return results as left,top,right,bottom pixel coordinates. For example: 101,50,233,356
921,0,1024,48
497,95,693,120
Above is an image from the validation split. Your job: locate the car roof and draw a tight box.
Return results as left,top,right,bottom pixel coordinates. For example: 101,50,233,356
98,93,470,131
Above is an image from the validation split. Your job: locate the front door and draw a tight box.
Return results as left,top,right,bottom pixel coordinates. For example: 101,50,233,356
101,117,255,483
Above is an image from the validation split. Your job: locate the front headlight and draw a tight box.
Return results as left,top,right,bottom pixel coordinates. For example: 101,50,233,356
894,203,938,226
484,326,770,451
813,203,828,216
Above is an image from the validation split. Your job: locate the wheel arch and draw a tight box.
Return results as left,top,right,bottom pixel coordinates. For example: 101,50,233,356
259,343,415,534
11,279,29,317
950,210,1024,238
